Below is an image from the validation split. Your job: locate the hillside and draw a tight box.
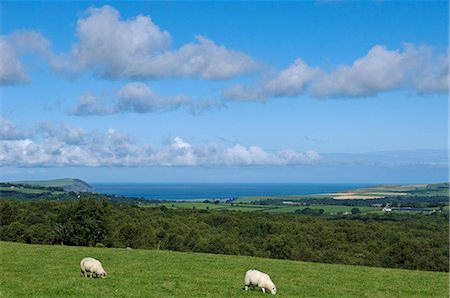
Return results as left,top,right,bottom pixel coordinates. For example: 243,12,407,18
10,178,94,193
0,241,448,297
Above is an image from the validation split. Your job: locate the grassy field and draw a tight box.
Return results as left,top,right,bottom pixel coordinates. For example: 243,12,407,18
146,202,380,214
1,241,448,297
7,178,94,193
0,186,65,195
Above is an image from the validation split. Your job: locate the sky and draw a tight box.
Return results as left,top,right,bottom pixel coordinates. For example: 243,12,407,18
0,1,448,183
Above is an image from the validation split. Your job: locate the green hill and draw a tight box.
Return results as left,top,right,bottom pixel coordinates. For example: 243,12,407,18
0,241,447,297
10,178,94,193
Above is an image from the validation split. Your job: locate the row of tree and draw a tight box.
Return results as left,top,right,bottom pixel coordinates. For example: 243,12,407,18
0,197,448,272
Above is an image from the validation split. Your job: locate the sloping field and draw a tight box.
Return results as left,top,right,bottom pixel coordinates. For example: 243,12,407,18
0,241,448,297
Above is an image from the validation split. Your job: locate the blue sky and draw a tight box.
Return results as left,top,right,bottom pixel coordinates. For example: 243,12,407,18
0,1,448,183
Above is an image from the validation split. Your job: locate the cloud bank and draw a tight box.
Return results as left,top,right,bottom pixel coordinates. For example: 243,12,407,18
2,118,446,169
0,119,320,167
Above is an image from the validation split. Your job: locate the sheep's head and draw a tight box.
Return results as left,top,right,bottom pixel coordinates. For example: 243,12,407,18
100,271,107,278
271,286,276,295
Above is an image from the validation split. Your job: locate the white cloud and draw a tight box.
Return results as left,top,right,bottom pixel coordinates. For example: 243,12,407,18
68,93,114,116
2,120,446,169
137,35,259,80
0,117,28,140
223,44,448,101
0,31,52,85
223,59,318,101
69,83,225,116
65,5,171,78
0,121,321,167
0,37,29,85
56,6,257,80
116,82,191,113
311,44,448,97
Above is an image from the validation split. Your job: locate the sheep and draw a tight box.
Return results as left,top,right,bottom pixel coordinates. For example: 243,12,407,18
80,257,107,278
244,269,277,295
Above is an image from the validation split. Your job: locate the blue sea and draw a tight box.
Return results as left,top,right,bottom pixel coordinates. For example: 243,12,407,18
90,183,372,201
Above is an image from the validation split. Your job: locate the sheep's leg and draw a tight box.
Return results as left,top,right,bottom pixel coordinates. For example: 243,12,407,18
261,288,266,293
245,285,249,291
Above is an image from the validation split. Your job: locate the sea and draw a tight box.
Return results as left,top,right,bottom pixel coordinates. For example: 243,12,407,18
90,183,373,201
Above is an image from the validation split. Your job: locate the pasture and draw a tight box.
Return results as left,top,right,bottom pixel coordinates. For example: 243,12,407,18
0,241,448,297
148,201,381,214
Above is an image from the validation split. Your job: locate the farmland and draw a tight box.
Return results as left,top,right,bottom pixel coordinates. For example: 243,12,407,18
1,241,448,297
147,201,381,215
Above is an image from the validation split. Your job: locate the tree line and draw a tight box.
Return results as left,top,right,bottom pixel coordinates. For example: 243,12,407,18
0,197,448,272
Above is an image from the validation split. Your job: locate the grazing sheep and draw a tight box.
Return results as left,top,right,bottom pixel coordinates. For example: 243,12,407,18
244,269,276,295
80,257,107,278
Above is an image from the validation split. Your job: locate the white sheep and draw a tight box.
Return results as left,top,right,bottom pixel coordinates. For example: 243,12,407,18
80,257,107,278
244,269,277,295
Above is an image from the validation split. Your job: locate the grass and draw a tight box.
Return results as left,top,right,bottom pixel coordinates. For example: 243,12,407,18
0,186,65,196
11,178,76,188
0,241,448,297
145,202,381,215
263,205,378,214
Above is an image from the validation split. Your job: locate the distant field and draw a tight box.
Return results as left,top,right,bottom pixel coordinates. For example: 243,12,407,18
144,201,383,215
264,205,378,214
1,241,448,297
0,186,64,196
236,183,449,203
11,178,75,188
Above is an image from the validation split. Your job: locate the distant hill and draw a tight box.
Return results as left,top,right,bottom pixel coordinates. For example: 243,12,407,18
11,178,94,193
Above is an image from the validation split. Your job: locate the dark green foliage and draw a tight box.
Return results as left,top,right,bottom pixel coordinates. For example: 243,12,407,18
25,224,55,244
54,197,110,246
295,207,324,215
351,208,360,214
0,199,448,272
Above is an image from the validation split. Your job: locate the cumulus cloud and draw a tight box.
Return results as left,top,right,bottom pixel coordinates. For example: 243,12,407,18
223,59,319,101
69,83,225,116
37,122,102,146
59,5,170,78
0,31,51,85
0,121,320,167
223,44,448,101
116,82,191,113
56,6,258,80
312,44,448,97
0,118,28,140
68,93,114,116
136,35,259,80
0,37,28,85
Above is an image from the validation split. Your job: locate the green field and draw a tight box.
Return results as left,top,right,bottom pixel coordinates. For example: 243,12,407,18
7,178,94,193
146,201,380,214
0,241,448,297
263,205,377,214
0,186,65,196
